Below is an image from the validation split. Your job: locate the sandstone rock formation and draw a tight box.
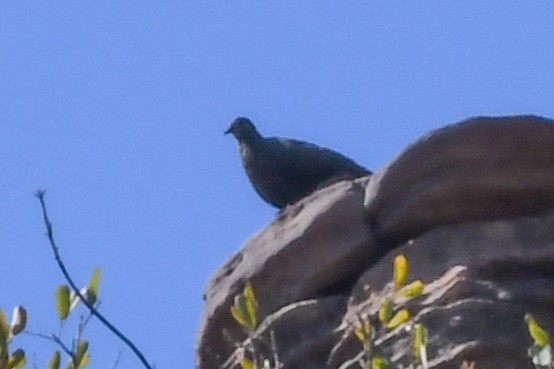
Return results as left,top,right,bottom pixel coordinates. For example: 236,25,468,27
364,115,554,247
197,177,376,369
331,213,554,369
197,115,554,369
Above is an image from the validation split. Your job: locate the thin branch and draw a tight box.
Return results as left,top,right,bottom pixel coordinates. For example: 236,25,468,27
25,331,74,358
85,301,101,327
35,190,154,369
109,351,123,369
269,330,281,369
27,330,81,369
72,315,86,369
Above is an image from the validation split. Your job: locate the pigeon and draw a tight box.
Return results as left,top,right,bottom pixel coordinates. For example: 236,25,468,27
225,117,371,208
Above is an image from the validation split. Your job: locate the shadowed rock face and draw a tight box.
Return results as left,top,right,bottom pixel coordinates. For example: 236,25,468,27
199,115,554,369
226,117,371,208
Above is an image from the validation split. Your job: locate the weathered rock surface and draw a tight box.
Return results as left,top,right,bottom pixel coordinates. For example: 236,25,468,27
198,115,554,369
220,297,348,369
197,177,376,369
331,212,554,369
364,115,554,247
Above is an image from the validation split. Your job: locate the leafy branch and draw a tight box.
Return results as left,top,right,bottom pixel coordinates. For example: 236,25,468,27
35,190,154,369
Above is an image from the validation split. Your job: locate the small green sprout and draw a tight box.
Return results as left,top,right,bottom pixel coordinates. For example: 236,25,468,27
412,323,428,367
386,309,410,329
354,316,372,346
378,298,393,325
400,280,425,298
393,254,408,291
370,356,392,369
525,313,553,366
230,282,258,332
525,313,550,347
48,351,61,369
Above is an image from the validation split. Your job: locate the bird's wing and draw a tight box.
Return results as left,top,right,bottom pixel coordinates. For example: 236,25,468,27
265,138,369,178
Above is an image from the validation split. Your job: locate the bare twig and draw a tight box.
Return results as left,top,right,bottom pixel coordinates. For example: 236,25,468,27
269,330,281,369
25,331,74,358
27,330,82,369
72,315,86,369
82,300,101,329
109,351,123,369
35,190,154,369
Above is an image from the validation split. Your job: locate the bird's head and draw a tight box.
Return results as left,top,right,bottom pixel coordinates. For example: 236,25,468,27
225,117,262,144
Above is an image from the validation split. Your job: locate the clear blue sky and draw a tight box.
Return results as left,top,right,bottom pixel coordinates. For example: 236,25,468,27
2,2,554,368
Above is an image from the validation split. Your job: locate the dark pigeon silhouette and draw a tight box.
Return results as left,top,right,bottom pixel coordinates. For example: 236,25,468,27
225,117,371,208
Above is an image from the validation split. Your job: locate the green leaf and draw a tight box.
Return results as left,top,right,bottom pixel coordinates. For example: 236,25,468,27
67,355,90,369
9,306,27,337
75,340,88,365
240,357,255,369
78,354,90,369
0,310,9,368
525,313,550,347
230,295,248,327
0,309,10,341
354,317,372,344
48,351,61,369
67,340,89,369
412,323,428,364
371,356,392,369
393,254,408,290
55,285,70,320
86,268,101,306
378,297,392,324
400,280,425,298
243,282,257,329
7,349,26,369
230,283,258,331
386,309,410,329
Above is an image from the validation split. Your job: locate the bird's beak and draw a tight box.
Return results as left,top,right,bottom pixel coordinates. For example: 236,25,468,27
224,127,232,135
